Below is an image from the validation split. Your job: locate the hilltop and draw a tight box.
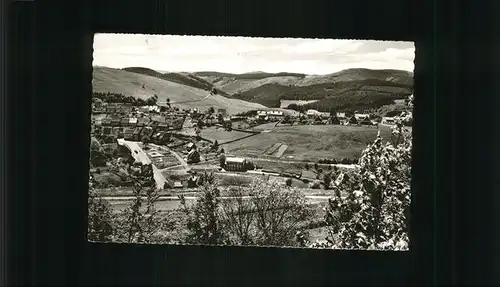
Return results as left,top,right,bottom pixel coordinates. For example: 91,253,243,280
92,66,267,115
198,68,414,112
122,67,230,96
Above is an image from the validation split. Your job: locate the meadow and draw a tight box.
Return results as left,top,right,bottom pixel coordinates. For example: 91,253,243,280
223,124,392,162
200,126,254,144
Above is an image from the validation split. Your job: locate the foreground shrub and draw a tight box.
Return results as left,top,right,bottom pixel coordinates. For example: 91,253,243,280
249,180,311,246
107,162,163,244
87,178,115,242
179,176,311,247
179,172,230,245
310,111,412,250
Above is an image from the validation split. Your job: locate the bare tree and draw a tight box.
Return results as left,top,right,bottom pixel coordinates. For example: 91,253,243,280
250,180,311,246
220,186,256,245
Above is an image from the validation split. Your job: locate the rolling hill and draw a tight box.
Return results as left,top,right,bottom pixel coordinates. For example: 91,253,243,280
122,67,230,96
195,71,306,95
92,66,267,115
94,66,413,115
198,68,414,112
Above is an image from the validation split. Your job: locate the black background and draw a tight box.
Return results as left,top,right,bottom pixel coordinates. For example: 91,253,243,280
3,0,496,285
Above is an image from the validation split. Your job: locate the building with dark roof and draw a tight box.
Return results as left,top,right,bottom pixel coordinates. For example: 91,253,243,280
225,157,250,172
102,126,112,136
111,116,121,126
120,117,130,127
140,127,154,141
102,117,112,126
137,117,150,127
348,116,358,125
330,116,341,125
123,128,136,140
106,104,117,114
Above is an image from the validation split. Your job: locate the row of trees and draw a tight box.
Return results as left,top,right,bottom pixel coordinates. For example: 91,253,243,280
92,92,158,106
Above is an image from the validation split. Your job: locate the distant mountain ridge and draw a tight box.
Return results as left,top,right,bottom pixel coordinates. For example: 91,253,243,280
195,68,414,112
100,66,413,113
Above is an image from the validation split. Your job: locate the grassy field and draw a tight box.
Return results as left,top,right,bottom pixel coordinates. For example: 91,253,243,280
224,124,392,162
200,126,252,144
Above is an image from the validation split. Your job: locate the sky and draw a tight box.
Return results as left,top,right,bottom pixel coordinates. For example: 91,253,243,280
93,33,415,75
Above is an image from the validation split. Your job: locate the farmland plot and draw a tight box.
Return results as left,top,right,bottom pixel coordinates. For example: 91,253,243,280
224,125,391,162
200,126,253,144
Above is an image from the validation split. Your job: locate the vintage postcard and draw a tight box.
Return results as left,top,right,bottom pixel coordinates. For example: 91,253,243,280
88,34,414,250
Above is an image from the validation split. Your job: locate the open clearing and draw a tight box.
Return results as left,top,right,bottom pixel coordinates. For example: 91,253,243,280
224,124,391,162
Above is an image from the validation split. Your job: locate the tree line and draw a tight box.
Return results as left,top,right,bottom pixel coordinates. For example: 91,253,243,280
93,92,158,106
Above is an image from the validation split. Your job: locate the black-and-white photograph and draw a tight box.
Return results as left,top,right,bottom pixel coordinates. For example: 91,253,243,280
88,33,414,250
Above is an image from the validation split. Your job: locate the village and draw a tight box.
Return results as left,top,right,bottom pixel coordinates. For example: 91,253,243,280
89,92,413,196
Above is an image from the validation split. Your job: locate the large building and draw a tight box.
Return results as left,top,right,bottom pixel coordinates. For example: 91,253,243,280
225,157,249,172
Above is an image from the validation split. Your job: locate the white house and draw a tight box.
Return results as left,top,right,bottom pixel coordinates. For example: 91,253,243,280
306,109,321,117
267,110,284,116
382,117,395,124
128,117,138,125
319,112,330,118
354,113,370,121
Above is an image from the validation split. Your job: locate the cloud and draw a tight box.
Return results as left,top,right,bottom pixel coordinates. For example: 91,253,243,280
282,39,364,55
92,34,414,75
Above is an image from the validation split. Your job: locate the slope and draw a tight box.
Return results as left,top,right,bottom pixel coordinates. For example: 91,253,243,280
195,71,306,95
199,68,414,112
92,66,267,115
122,67,230,96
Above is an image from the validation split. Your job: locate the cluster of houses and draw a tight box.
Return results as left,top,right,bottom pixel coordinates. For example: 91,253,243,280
329,112,378,126
91,101,187,144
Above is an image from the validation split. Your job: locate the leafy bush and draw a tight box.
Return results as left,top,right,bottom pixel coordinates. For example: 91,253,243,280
106,162,163,244
179,176,311,247
309,180,321,189
249,180,311,246
309,109,412,250
179,172,230,245
87,178,115,242
219,175,253,187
